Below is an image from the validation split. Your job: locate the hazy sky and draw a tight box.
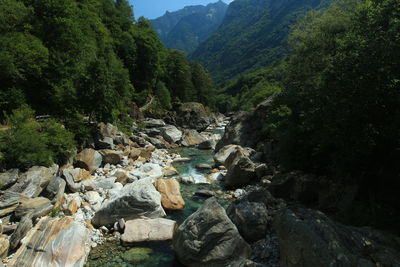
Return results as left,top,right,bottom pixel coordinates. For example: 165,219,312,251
130,0,233,19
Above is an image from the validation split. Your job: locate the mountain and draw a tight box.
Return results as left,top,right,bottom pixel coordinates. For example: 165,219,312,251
151,1,228,54
191,0,335,82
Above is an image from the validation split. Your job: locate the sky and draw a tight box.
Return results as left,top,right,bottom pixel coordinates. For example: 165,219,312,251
130,0,233,19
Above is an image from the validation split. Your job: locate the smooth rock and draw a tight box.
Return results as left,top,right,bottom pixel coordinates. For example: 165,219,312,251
180,176,195,184
181,129,206,147
8,165,58,198
0,235,9,258
121,218,176,243
0,169,19,190
195,164,213,170
99,149,123,165
9,216,90,266
227,201,270,242
92,178,165,227
160,125,182,144
274,208,400,267
224,149,256,188
198,139,216,150
44,177,66,206
214,145,248,166
173,197,251,266
10,215,33,250
75,149,102,173
14,197,53,220
85,191,101,205
162,166,178,177
0,191,30,216
63,168,95,193
155,179,185,210
130,163,163,181
143,118,166,128
94,177,116,190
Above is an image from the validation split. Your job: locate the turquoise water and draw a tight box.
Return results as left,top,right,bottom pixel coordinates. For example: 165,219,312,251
86,145,228,267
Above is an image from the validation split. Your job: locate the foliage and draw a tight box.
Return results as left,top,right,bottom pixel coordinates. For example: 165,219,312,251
191,0,336,82
0,106,75,169
270,0,400,183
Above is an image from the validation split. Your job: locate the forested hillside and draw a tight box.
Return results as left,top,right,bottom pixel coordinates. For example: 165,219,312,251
191,0,335,81
151,1,228,54
0,0,216,168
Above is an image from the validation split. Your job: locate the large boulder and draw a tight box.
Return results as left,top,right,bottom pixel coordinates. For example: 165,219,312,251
130,163,163,181
224,149,256,188
95,122,130,149
9,216,90,267
62,168,96,193
8,165,58,198
14,197,53,220
181,129,207,147
44,176,66,207
274,208,400,267
0,169,19,190
92,178,165,227
159,125,182,144
167,102,212,131
214,145,253,166
198,139,216,150
154,179,185,210
173,197,251,266
75,149,102,173
142,118,166,128
121,218,176,244
227,201,269,243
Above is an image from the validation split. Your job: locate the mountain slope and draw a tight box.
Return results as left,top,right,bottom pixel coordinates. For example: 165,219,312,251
191,0,335,81
151,1,228,54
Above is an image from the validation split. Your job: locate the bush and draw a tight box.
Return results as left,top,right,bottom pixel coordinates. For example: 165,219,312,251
0,106,76,169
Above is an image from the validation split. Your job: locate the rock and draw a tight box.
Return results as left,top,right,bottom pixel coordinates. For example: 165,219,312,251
214,145,250,166
181,129,207,147
173,197,251,266
14,197,53,220
215,97,275,153
99,149,122,165
128,147,142,161
194,190,215,198
162,166,178,177
9,216,90,266
0,235,9,258
10,215,33,250
130,163,163,181
228,259,265,267
44,177,66,206
143,118,166,128
0,191,30,217
147,137,168,149
94,177,116,190
85,191,101,205
64,199,78,215
227,201,270,243
8,165,58,198
180,176,195,184
224,150,256,188
195,164,213,170
159,125,182,144
207,172,225,182
92,178,165,227
172,157,191,163
62,168,94,193
122,247,153,264
274,208,400,267
170,102,212,131
121,218,176,244
0,169,19,190
154,179,185,210
75,149,102,173
198,139,216,150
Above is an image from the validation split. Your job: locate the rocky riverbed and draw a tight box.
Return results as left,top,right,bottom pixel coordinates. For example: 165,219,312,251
1,103,400,267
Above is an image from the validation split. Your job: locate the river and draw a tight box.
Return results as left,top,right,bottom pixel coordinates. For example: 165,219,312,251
86,130,230,267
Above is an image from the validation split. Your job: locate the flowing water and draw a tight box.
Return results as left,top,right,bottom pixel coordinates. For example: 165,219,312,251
86,131,230,267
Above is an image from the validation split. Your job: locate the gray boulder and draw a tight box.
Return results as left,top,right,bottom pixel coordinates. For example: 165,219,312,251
170,102,212,131
160,125,182,144
198,139,216,150
92,178,165,227
173,197,251,266
224,149,256,188
181,129,206,147
0,169,19,190
274,208,400,267
143,118,166,128
214,145,254,166
75,149,102,173
227,201,270,243
44,176,66,206
8,165,58,198
99,149,123,165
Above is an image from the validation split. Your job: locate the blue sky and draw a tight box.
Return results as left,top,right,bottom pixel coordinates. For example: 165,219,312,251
130,0,233,19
